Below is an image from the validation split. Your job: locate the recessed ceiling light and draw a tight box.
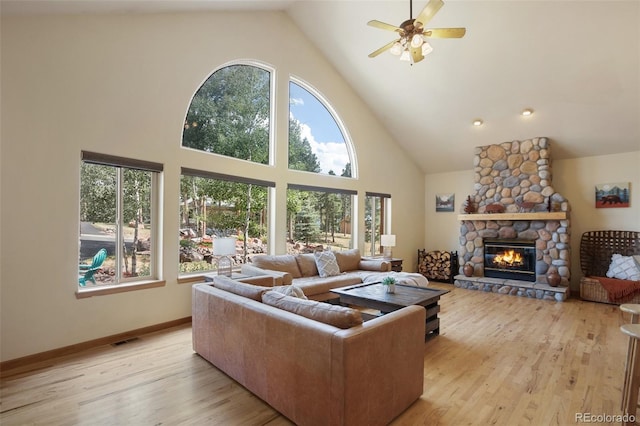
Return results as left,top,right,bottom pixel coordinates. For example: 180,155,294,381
473,119,483,126
521,108,533,116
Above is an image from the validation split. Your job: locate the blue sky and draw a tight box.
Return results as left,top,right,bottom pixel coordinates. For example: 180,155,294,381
289,82,350,174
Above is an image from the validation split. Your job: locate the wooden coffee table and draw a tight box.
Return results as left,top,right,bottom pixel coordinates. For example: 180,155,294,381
331,282,449,340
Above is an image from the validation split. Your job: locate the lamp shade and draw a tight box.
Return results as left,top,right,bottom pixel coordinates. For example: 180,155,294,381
421,42,433,56
390,42,403,56
411,34,424,48
213,237,236,256
381,234,396,247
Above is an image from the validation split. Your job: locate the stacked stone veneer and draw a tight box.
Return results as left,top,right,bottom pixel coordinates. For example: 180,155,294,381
456,137,571,299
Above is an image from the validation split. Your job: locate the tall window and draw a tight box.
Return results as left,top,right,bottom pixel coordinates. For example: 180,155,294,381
182,64,271,165
179,168,272,275
79,152,161,286
181,64,362,256
286,184,354,253
364,193,391,257
289,80,353,177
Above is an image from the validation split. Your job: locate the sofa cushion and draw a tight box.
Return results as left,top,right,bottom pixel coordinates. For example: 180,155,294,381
295,253,319,277
236,275,276,287
607,254,640,281
262,290,363,329
251,254,302,279
241,263,292,286
314,251,340,278
211,275,272,301
293,274,363,296
334,248,361,272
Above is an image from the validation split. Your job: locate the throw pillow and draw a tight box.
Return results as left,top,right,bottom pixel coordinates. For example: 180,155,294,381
334,248,361,272
314,250,341,278
212,275,272,301
606,254,640,281
262,291,362,329
272,284,308,300
358,259,391,272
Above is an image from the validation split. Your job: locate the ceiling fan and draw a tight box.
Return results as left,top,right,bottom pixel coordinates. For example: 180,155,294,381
368,0,465,64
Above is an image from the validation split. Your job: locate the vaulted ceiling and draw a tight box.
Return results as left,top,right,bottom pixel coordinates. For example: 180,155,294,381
2,0,638,173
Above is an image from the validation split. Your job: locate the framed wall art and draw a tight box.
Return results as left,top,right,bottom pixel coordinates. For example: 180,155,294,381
436,193,455,212
595,182,630,208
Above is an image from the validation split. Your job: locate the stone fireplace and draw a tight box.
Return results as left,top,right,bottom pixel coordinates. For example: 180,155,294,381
454,137,570,301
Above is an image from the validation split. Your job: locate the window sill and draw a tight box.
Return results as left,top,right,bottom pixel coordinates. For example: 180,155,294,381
177,274,207,285
177,270,242,285
75,279,166,299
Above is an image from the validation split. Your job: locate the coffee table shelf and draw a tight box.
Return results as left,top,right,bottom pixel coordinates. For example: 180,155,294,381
331,282,449,340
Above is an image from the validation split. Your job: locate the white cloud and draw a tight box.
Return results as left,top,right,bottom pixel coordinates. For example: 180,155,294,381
299,122,349,175
290,97,304,107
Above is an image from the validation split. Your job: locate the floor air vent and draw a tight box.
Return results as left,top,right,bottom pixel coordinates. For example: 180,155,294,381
111,337,140,347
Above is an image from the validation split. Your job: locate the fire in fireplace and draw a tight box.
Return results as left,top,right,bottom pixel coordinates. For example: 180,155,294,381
484,239,536,282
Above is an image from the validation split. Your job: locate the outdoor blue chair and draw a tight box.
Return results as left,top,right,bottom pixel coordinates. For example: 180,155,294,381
79,248,107,286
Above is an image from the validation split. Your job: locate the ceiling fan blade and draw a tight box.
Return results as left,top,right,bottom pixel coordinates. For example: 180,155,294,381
411,46,424,63
368,39,398,58
424,27,466,38
367,20,402,32
415,0,444,28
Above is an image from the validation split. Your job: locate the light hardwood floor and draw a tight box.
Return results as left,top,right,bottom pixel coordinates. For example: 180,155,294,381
1,283,632,425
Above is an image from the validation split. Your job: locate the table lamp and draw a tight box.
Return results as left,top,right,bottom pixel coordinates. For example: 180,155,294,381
213,237,236,277
380,234,396,259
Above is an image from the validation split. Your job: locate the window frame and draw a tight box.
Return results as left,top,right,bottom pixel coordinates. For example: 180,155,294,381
181,61,276,167
286,183,356,251
76,151,164,299
288,76,357,178
364,192,392,257
178,167,275,282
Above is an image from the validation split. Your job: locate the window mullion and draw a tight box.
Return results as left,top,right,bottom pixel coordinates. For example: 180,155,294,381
116,168,124,282
150,172,158,279
371,197,378,257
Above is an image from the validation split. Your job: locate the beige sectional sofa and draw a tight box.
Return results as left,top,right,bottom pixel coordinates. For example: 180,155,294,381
192,276,426,426
241,248,428,301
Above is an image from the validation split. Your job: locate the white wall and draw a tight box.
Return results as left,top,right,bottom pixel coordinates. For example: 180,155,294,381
424,149,640,292
0,12,425,361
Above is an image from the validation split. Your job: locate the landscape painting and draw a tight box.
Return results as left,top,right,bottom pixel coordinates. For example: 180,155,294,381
595,182,630,208
436,193,455,212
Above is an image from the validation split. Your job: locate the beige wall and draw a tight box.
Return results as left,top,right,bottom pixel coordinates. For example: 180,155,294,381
424,149,640,292
0,12,425,361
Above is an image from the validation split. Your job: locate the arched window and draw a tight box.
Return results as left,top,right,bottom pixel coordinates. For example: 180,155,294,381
288,79,354,177
182,64,271,164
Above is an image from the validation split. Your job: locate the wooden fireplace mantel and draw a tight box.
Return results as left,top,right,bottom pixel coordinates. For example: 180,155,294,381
457,212,567,221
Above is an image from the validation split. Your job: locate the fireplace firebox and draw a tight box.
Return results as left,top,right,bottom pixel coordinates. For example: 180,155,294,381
483,239,536,282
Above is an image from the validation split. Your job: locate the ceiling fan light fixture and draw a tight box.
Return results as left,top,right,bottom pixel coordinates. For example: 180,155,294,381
390,42,403,56
421,42,433,56
410,33,424,48
366,0,466,64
